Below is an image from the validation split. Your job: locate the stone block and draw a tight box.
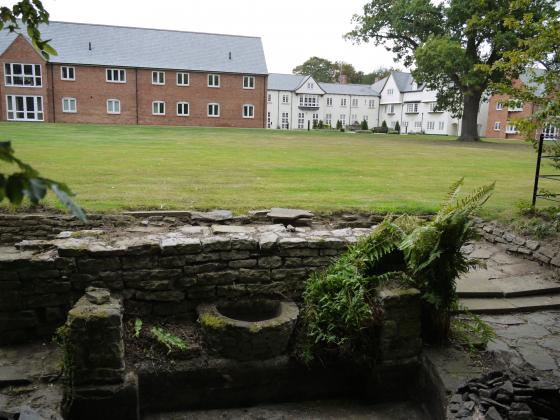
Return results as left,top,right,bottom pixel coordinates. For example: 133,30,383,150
201,236,231,252
271,268,309,281
538,246,556,259
135,290,185,302
219,250,251,261
0,310,38,332
159,255,187,268
525,240,540,251
238,268,271,283
283,257,303,268
534,252,551,264
77,257,121,274
228,259,258,269
258,256,282,268
231,237,259,251
18,269,60,281
160,237,201,255
279,248,319,257
191,262,227,274
258,232,279,251
121,255,158,270
187,286,216,299
197,270,239,285
278,237,308,249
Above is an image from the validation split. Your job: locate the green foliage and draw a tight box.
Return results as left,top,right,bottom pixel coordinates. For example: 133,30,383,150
318,120,324,129
451,312,496,353
0,142,86,221
302,179,494,356
336,120,342,130
312,120,318,129
511,206,560,239
381,120,387,129
293,56,336,82
133,319,143,338
0,0,56,59
347,0,558,140
394,121,400,133
150,327,188,354
360,120,369,130
292,57,399,84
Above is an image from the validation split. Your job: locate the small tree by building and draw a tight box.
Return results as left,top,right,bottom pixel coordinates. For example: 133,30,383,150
394,121,401,133
381,120,388,129
336,120,342,130
360,120,369,130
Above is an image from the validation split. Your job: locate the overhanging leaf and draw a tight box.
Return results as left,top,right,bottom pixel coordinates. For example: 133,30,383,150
51,183,87,222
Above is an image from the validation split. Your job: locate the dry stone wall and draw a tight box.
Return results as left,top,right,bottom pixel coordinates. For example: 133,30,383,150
0,224,372,345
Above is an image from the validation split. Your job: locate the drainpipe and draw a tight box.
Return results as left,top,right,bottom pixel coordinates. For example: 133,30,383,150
50,63,56,123
135,68,139,125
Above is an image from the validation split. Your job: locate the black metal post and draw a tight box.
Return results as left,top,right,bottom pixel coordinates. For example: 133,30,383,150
532,133,545,206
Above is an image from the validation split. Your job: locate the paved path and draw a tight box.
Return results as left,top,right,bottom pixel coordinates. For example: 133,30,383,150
458,241,560,313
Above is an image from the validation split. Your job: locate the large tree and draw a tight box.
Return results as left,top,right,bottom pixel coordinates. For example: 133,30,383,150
293,56,336,82
347,0,557,141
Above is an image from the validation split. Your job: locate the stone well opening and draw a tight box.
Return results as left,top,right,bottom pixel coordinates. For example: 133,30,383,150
217,299,281,322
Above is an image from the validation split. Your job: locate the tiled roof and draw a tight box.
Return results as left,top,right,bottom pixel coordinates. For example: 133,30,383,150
391,71,424,92
268,73,380,96
0,21,268,74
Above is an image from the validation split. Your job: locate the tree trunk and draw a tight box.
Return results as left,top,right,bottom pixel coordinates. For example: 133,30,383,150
458,90,483,141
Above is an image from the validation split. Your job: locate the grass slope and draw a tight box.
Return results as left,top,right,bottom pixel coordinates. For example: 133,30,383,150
0,122,544,219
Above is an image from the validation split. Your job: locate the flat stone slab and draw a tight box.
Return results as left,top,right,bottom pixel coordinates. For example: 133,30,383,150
267,208,314,220
123,210,192,218
211,225,256,234
460,294,560,314
457,274,560,298
191,210,233,222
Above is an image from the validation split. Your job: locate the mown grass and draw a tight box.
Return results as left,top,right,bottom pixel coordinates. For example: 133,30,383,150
0,122,548,220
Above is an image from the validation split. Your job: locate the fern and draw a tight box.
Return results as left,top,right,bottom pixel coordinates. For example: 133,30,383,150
150,327,188,354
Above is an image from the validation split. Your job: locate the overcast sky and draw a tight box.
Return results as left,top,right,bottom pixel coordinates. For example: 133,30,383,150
41,0,401,74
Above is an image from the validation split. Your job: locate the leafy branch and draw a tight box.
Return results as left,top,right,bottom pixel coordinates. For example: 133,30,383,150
0,141,86,221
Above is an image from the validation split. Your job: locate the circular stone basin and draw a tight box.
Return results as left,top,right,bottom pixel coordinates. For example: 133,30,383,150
197,299,299,361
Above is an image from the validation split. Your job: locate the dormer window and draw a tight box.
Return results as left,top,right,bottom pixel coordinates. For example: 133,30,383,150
387,88,394,95
307,82,314,89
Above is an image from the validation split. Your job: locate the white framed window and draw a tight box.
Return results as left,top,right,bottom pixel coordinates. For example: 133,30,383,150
152,71,165,85
543,125,559,140
494,121,501,131
508,99,523,112
340,98,347,107
299,94,319,108
208,103,220,117
496,101,503,111
107,99,121,114
387,104,395,114
4,63,42,87
351,114,358,124
6,95,43,121
506,124,518,134
414,121,422,128
106,68,126,83
62,97,77,113
152,101,165,115
351,98,359,107
177,102,189,116
243,104,254,118
177,72,189,86
267,112,272,128
363,115,368,122
325,113,332,125
307,82,314,89
282,94,289,104
427,121,435,130
340,114,346,125
267,93,272,103
61,66,75,81
281,112,289,129
326,97,333,107
406,103,419,113
368,99,375,108
387,89,394,95
312,113,319,125
438,121,444,130
208,74,220,87
243,75,255,89
298,112,305,129
429,102,442,112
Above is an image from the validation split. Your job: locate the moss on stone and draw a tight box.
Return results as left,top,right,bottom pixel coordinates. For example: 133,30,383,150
200,313,226,329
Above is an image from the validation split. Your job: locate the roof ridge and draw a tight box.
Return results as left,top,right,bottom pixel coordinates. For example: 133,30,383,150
46,20,262,40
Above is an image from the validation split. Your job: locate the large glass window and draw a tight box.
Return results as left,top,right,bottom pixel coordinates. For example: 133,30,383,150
6,95,44,121
106,69,126,83
62,97,77,113
4,63,42,87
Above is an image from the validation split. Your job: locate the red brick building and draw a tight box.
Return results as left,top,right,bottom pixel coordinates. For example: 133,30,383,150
485,74,558,140
0,21,268,128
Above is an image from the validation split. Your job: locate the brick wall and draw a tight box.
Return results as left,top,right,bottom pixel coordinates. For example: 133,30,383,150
0,35,267,128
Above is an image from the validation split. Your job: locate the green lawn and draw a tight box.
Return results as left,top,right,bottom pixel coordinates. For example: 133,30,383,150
0,122,546,219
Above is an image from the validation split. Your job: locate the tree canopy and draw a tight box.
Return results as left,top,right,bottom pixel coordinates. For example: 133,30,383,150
293,56,398,84
347,0,558,141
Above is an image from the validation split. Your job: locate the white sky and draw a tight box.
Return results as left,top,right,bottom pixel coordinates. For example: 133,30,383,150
41,0,401,74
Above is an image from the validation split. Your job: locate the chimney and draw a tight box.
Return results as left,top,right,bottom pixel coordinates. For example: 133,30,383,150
338,74,348,84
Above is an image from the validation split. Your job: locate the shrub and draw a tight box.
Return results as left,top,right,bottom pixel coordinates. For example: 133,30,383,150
360,120,369,130
318,120,324,129
381,120,388,128
312,120,318,129
373,126,388,133
336,120,342,130
394,121,401,133
302,178,495,359
150,327,188,354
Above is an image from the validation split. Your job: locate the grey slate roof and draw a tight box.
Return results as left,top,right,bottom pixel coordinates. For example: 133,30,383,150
371,76,388,94
391,71,424,92
320,82,379,96
268,73,380,96
267,73,308,91
0,21,268,74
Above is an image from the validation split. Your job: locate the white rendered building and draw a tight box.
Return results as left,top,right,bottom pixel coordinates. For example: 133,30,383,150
267,71,488,136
